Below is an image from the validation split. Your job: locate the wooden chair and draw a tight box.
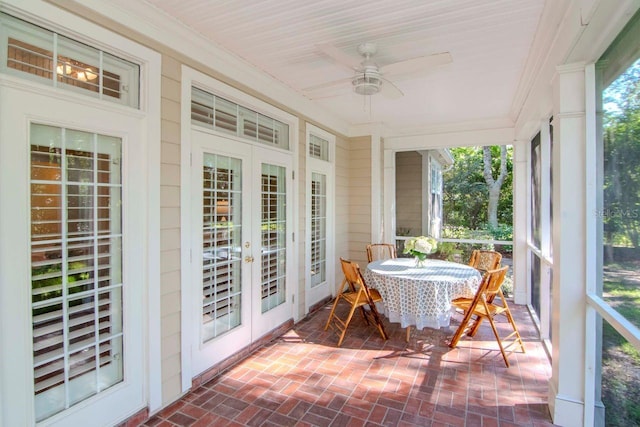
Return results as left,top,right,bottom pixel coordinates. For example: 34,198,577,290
448,266,525,367
366,243,397,263
468,249,502,274
324,258,389,346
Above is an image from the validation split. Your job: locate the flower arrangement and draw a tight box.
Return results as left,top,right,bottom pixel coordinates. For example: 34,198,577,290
403,236,438,266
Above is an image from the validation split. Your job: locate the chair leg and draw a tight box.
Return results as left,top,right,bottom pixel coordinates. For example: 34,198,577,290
406,326,411,343
365,300,388,341
504,309,526,353
325,279,349,331
449,306,476,348
336,301,360,347
359,306,371,325
324,294,343,331
486,314,510,367
467,316,484,337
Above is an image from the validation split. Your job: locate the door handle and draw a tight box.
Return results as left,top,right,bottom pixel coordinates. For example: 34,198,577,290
244,256,254,263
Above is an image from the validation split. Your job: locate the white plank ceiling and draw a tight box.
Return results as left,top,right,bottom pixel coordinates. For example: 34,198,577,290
144,0,546,132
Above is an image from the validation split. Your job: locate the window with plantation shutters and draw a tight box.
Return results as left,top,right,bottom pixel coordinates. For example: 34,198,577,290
310,173,327,287
260,164,287,313
191,86,290,150
309,134,330,161
0,13,140,108
30,123,123,421
201,154,243,341
305,124,334,310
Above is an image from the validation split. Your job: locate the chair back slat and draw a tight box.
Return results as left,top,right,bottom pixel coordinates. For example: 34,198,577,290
341,258,363,290
469,250,502,273
366,243,397,263
484,265,509,298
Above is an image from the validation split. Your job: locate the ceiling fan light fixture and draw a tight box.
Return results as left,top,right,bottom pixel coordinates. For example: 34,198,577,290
352,73,382,96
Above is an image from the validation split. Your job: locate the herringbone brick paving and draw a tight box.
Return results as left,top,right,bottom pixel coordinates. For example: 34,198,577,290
139,301,556,426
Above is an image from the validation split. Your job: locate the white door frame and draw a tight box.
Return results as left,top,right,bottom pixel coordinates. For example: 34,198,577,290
180,66,298,391
0,3,161,423
305,124,335,310
0,81,153,427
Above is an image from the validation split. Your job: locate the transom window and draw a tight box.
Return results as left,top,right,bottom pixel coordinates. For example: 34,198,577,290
0,13,140,108
309,133,330,161
191,86,290,150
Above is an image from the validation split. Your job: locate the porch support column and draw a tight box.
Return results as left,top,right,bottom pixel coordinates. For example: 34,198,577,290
512,140,528,305
548,62,587,426
370,132,384,243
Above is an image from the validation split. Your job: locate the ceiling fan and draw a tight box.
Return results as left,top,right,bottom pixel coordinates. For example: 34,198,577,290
303,42,452,100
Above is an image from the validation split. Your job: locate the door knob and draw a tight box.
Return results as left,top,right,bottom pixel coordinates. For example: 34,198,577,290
244,256,254,263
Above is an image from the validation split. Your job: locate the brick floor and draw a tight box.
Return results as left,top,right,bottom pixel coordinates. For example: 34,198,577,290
138,301,556,426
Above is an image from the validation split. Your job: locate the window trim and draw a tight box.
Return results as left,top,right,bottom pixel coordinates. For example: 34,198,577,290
304,123,335,312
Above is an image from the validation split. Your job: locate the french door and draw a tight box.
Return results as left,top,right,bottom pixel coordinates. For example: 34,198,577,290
0,85,147,426
190,130,293,375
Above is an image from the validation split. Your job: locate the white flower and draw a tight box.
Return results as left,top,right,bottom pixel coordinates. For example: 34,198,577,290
403,236,437,257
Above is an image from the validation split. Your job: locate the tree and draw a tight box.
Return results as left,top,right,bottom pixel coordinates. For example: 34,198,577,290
443,147,487,230
483,146,508,228
443,146,513,230
602,59,640,251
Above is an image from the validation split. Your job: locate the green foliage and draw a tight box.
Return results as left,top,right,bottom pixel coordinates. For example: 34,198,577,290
602,59,640,252
500,275,514,298
32,261,90,303
599,58,640,427
432,241,463,261
602,266,640,426
443,146,513,230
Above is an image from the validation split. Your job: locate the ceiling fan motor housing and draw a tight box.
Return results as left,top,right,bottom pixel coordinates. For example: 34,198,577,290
352,67,383,95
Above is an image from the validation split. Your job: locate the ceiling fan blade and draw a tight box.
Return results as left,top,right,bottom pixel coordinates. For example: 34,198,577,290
380,78,403,99
316,43,361,70
302,76,351,92
302,76,351,99
381,52,452,79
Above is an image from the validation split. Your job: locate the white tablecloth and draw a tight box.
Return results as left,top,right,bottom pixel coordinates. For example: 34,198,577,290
363,258,482,329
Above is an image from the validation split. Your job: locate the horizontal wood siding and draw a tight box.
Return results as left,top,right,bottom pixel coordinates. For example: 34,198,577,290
347,136,372,267
160,55,183,404
395,151,423,236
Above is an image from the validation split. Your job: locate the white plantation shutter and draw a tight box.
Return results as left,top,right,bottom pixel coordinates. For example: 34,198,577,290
30,124,123,421
191,86,290,150
308,134,330,161
260,164,287,313
201,154,243,341
1,12,140,108
310,173,327,287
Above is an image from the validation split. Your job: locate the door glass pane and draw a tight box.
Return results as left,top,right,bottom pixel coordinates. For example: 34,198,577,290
530,251,541,317
30,124,123,422
261,163,286,313
311,173,327,287
309,134,329,161
530,133,541,249
202,154,243,341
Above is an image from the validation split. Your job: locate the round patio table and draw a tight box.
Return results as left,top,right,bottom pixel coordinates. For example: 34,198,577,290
363,257,482,330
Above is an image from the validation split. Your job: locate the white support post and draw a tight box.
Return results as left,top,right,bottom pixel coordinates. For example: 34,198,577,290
548,62,588,427
512,141,528,305
371,133,383,243
383,148,396,246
